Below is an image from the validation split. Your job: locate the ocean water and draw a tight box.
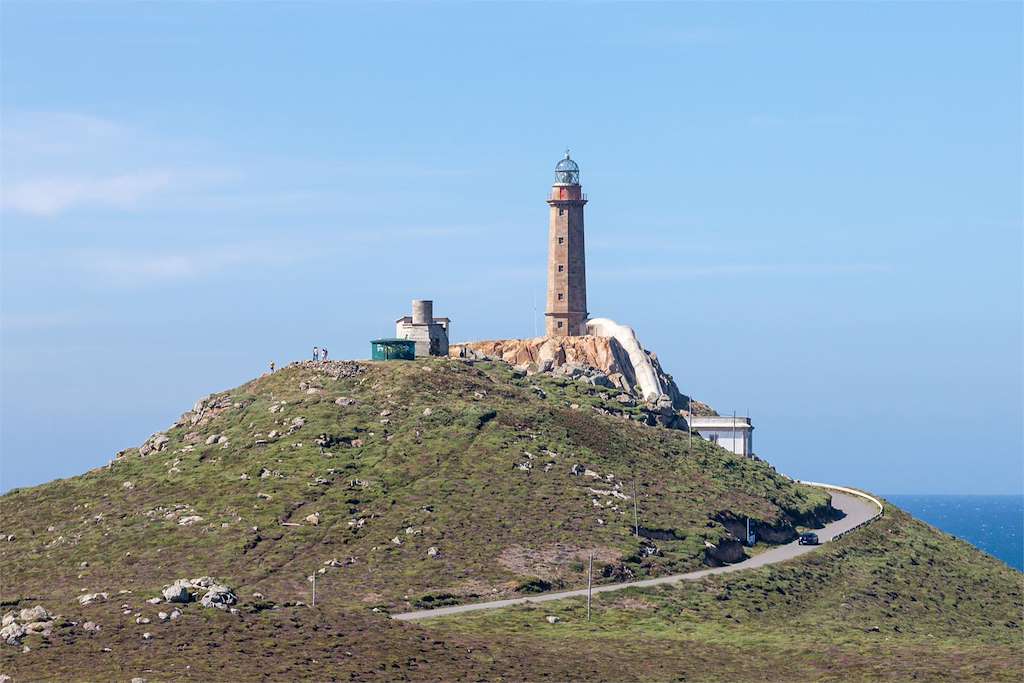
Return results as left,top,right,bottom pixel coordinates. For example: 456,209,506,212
886,494,1023,572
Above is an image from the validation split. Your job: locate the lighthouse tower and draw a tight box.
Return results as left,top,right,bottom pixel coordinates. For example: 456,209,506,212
545,151,588,336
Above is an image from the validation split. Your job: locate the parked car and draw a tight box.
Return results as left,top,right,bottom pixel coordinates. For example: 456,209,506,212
798,532,820,546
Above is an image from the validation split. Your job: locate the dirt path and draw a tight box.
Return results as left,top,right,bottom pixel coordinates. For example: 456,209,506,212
392,484,882,621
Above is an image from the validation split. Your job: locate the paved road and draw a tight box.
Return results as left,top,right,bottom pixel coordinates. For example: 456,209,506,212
392,485,881,622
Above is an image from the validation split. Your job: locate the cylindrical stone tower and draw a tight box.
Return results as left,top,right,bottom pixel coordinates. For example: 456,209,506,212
412,299,433,325
545,151,588,336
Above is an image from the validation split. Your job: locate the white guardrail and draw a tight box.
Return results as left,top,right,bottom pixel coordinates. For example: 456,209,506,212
799,481,884,540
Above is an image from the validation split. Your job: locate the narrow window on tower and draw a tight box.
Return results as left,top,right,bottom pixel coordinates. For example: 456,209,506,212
558,264,564,272
559,208,565,216
558,293,564,301
557,321,564,328
558,237,564,245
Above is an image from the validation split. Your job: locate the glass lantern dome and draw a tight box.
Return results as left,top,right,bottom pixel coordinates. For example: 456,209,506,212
554,150,580,185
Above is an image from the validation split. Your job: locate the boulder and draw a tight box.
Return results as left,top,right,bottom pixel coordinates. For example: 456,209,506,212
161,580,195,603
199,585,237,610
1,622,25,644
305,512,321,526
205,434,221,445
23,621,53,636
18,606,50,623
78,592,108,605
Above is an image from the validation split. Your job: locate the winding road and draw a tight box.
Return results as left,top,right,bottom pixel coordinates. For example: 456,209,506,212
393,483,882,621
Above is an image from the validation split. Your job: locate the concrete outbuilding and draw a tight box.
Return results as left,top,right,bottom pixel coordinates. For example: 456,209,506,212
395,299,450,356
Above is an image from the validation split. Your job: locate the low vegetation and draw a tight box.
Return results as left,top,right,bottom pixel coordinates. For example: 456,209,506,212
1,358,1019,681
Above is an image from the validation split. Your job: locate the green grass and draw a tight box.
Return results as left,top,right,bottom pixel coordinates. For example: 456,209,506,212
1,358,1020,682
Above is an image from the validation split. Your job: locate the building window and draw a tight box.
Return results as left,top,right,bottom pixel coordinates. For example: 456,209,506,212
557,321,563,328
558,237,564,245
558,293,564,301
558,264,564,272
558,208,565,216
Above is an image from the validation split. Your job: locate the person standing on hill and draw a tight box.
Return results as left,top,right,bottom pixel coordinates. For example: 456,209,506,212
322,347,329,361
313,346,320,361
269,361,275,373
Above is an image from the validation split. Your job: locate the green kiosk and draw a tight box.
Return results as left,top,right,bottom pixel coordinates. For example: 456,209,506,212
370,338,416,361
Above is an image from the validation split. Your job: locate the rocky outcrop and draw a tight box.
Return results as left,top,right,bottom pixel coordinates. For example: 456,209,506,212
158,577,237,610
2,605,56,645
703,538,745,566
451,333,696,410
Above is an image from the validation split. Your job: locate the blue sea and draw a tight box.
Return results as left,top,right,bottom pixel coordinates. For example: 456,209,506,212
886,494,1023,572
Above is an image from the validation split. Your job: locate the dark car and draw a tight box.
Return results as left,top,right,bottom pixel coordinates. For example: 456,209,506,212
798,532,820,546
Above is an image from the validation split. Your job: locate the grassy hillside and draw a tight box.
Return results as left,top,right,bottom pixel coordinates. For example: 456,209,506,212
1,358,1020,681
436,504,1023,681
1,359,831,613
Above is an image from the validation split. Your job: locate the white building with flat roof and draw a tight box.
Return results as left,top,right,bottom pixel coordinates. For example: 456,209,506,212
689,415,753,457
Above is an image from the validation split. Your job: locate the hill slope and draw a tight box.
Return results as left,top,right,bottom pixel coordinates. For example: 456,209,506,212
1,358,1020,681
2,358,831,612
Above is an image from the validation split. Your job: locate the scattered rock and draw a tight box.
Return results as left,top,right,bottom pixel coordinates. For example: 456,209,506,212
205,434,221,445
142,632,153,640
427,546,439,558
422,407,433,416
335,397,356,406
158,611,168,621
146,597,162,605
178,515,204,526
546,615,560,624
305,512,321,526
82,621,101,632
135,616,150,625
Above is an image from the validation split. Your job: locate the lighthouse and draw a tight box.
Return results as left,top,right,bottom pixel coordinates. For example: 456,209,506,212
545,151,588,336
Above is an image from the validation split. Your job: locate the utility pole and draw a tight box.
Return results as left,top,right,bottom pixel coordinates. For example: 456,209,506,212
733,410,737,455
688,395,693,451
632,478,639,537
587,552,593,621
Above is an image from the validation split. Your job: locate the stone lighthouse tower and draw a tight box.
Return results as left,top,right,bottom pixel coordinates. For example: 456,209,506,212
545,151,588,336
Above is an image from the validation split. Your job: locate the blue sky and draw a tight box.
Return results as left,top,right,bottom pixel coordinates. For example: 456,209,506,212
1,2,1021,495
